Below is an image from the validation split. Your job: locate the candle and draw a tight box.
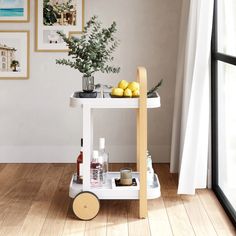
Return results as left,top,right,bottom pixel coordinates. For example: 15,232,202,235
120,168,132,186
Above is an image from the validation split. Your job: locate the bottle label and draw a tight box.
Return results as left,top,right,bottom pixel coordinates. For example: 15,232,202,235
80,163,83,176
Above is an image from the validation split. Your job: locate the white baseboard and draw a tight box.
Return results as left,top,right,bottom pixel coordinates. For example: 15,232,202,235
0,145,170,163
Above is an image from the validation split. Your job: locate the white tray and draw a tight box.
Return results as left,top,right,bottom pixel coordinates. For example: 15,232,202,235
69,172,161,200
70,92,161,109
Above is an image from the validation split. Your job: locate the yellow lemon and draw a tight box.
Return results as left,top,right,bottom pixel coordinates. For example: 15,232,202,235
111,87,124,97
118,80,129,90
132,89,140,97
124,88,132,97
128,82,140,92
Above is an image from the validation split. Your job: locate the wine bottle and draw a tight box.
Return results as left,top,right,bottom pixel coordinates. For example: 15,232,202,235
76,138,83,184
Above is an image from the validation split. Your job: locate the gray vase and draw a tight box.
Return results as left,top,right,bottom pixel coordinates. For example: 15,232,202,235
82,75,94,92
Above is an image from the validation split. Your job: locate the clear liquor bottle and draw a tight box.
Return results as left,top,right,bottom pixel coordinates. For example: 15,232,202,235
147,150,154,186
99,138,109,184
90,150,103,187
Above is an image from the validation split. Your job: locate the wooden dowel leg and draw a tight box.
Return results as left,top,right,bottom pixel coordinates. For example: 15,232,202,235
137,67,148,219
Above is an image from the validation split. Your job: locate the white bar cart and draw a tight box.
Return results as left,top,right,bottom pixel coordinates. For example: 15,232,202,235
69,67,161,220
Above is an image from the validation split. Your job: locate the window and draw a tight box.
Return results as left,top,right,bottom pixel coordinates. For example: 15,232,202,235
2,63,6,69
2,57,6,62
212,0,236,227
217,0,236,57
1,51,5,56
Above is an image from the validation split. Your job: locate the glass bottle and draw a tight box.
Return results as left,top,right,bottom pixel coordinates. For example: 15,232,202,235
76,138,83,184
147,150,154,186
90,150,103,187
99,138,109,184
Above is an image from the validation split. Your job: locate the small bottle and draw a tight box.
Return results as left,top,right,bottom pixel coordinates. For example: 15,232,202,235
90,150,103,187
147,150,154,186
76,138,83,184
99,138,109,184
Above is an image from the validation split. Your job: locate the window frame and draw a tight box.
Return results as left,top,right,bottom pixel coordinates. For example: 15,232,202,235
211,0,236,227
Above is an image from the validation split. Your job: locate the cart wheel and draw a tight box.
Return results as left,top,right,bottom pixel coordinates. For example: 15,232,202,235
72,191,100,220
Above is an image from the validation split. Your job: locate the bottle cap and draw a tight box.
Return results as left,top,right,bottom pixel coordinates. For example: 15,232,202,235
93,150,99,159
146,150,151,158
99,138,105,149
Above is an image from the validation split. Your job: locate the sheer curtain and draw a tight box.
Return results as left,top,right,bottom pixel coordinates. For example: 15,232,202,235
170,0,214,194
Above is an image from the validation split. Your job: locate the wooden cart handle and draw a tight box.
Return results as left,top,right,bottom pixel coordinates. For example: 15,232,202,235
136,67,148,218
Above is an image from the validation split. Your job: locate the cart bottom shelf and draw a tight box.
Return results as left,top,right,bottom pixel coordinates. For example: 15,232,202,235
69,172,161,200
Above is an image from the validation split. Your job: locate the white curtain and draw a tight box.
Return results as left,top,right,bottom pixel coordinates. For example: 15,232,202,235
170,0,214,194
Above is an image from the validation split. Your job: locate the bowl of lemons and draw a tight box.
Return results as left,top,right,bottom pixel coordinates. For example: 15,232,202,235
111,80,140,98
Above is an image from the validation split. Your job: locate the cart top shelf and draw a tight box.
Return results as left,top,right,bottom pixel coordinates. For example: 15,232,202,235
70,92,161,109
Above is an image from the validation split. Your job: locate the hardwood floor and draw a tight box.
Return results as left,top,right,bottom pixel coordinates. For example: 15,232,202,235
0,163,235,236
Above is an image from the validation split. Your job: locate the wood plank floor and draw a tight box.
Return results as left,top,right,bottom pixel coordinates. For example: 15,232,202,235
0,163,235,236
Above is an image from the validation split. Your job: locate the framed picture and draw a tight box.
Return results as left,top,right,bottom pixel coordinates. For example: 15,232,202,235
36,0,84,52
0,0,30,22
0,31,29,79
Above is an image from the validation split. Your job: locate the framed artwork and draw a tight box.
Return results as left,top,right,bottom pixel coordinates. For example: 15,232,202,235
0,0,30,22
36,0,84,52
0,31,30,79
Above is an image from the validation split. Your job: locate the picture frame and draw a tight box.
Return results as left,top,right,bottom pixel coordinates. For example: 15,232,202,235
0,0,30,23
36,0,84,52
0,31,30,80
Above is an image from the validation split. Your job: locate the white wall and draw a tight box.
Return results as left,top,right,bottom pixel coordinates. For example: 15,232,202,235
0,0,182,163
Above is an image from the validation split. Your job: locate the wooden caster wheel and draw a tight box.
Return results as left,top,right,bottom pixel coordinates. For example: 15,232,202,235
72,191,100,220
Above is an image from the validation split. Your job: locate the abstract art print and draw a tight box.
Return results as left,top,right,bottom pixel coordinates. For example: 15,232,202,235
0,31,29,79
36,0,84,51
0,0,29,22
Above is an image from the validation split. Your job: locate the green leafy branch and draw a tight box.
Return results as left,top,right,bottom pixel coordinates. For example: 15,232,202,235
147,79,163,97
56,16,120,77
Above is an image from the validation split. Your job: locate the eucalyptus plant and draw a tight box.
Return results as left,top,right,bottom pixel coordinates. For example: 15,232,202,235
56,16,120,77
